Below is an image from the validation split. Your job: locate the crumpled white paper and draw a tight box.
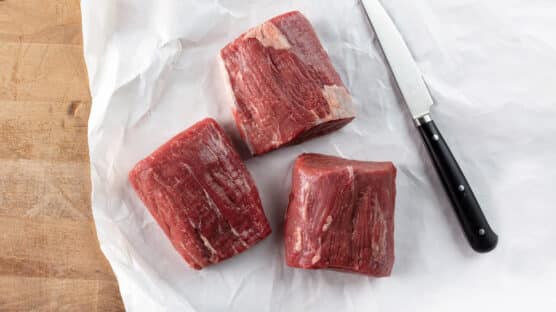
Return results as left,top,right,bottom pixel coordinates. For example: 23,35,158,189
82,0,556,311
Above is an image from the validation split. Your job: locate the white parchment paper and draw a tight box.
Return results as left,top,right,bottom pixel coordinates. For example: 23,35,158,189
81,0,556,311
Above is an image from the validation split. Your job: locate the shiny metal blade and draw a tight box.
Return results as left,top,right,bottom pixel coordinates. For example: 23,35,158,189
361,0,433,119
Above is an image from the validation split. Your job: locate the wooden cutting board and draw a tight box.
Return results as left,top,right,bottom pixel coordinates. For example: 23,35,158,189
0,1,124,310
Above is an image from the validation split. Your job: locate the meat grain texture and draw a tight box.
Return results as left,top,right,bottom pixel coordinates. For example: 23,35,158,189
284,153,396,276
219,11,355,155
129,118,271,269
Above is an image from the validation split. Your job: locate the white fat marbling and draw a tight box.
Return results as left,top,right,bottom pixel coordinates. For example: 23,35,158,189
244,22,292,50
199,234,217,256
322,215,333,232
294,227,302,252
321,85,355,120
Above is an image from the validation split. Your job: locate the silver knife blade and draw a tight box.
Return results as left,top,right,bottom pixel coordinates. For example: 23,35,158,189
360,0,433,119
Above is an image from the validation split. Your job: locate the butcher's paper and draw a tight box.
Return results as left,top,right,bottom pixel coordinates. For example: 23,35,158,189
82,0,556,311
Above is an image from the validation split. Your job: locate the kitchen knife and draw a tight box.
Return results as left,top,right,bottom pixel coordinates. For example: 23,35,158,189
360,0,497,252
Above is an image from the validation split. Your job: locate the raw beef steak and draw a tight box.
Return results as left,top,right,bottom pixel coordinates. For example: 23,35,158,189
219,11,355,155
284,153,396,276
129,118,271,269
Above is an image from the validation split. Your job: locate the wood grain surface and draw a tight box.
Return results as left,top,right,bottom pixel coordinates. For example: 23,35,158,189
0,1,125,310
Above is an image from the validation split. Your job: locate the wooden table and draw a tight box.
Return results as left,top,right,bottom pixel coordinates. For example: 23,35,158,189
0,1,125,310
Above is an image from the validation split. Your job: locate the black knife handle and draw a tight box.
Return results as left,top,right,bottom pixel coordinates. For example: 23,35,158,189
416,115,497,253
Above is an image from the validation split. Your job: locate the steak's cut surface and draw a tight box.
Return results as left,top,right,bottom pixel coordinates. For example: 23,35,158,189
284,153,396,276
129,118,271,269
219,11,355,155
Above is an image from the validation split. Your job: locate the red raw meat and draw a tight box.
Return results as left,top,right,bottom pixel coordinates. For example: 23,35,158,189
129,118,271,269
219,11,355,156
284,153,396,276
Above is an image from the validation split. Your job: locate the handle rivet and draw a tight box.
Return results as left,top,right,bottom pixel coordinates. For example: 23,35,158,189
432,134,439,141
458,185,465,192
478,228,486,236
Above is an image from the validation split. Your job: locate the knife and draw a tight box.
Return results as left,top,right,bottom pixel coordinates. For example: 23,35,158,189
360,0,498,252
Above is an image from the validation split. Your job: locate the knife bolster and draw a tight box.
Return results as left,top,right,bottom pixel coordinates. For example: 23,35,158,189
414,113,433,126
